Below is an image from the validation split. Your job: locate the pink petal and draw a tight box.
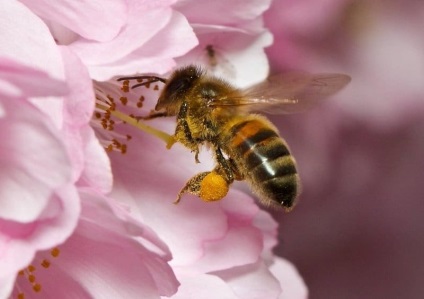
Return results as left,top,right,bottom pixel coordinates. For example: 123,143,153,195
20,0,127,42
1,185,80,295
192,191,264,272
270,258,308,299
0,98,72,222
20,191,179,298
86,10,198,79
69,0,174,67
170,271,239,299
110,128,229,265
0,58,67,98
60,47,94,126
0,276,15,299
253,209,278,253
214,261,282,299
58,47,113,191
175,0,272,25
0,1,65,81
76,127,113,194
177,24,272,87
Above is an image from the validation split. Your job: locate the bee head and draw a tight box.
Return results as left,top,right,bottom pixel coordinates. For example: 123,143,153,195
156,65,203,115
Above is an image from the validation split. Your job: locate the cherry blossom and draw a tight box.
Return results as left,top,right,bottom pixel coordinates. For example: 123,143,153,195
1,0,309,298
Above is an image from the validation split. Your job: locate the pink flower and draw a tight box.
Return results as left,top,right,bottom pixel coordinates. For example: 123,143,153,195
19,0,198,80
175,0,273,87
101,76,307,298
0,58,80,299
2,0,308,298
1,1,188,297
9,190,178,298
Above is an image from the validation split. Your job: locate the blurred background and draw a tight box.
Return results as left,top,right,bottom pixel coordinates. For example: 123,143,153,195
264,0,424,298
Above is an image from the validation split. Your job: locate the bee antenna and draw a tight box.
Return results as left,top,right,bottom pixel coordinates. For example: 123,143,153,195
117,75,167,89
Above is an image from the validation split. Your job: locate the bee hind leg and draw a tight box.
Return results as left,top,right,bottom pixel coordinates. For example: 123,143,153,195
174,169,231,204
174,172,210,204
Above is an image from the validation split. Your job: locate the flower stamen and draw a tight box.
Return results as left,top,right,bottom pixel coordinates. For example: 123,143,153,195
13,247,61,298
92,78,175,153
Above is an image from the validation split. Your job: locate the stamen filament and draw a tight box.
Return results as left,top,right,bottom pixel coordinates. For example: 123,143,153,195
95,103,175,149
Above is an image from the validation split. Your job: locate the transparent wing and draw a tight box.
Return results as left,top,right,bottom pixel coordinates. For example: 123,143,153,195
209,72,351,114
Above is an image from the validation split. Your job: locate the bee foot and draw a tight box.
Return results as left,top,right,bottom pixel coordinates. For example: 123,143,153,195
174,172,210,204
194,151,201,163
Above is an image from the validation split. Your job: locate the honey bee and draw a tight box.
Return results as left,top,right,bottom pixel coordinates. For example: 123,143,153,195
121,65,350,211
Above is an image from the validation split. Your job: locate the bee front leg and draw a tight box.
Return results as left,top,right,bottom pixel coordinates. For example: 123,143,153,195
135,111,169,121
175,102,201,163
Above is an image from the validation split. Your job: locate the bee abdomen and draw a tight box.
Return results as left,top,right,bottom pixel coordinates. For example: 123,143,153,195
229,119,299,210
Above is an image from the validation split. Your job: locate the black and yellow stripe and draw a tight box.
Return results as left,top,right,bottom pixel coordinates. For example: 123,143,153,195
227,119,299,210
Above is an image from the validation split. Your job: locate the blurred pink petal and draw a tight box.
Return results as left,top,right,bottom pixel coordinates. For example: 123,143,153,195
177,24,273,87
9,191,179,299
0,61,80,297
0,58,67,98
0,1,65,80
176,0,273,87
20,0,127,41
90,11,198,78
68,0,197,80
191,192,264,273
0,98,72,222
170,271,238,299
270,258,308,299
213,261,282,299
175,0,272,25
58,47,113,193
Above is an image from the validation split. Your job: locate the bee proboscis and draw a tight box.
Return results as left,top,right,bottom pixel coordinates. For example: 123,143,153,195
119,65,350,211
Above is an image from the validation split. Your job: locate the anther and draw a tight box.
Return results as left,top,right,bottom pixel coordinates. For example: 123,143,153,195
51,247,60,257
41,259,51,268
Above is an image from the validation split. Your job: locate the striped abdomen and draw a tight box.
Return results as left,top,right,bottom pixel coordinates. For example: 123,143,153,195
225,117,299,211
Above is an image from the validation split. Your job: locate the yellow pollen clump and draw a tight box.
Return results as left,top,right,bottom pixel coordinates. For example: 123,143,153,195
199,172,229,202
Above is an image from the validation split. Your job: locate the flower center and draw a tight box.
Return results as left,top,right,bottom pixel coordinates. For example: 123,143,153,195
92,77,175,154
13,248,60,298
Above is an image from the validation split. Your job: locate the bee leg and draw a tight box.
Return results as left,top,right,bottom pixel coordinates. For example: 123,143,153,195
175,101,201,163
193,150,201,164
228,158,244,181
175,168,231,204
214,147,235,183
135,111,169,121
174,171,210,204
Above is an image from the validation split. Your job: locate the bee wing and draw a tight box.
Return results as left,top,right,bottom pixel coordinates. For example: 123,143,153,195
210,72,351,114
